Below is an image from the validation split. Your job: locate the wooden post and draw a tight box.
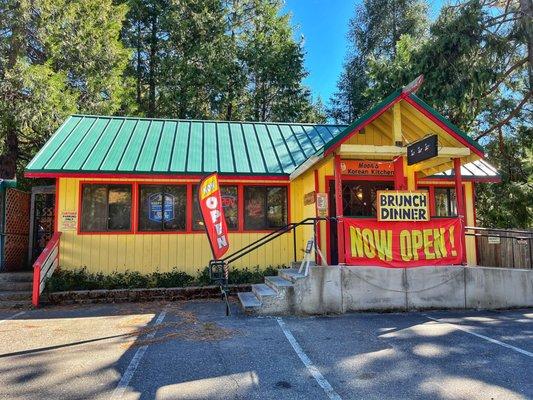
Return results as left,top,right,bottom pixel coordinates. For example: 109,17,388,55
314,169,321,265
454,157,467,264
334,155,345,264
394,156,406,190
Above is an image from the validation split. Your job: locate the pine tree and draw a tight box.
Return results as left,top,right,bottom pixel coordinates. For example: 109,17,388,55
0,0,131,179
328,0,428,123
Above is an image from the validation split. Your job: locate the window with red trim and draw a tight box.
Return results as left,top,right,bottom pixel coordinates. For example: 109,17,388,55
80,184,132,232
244,186,287,230
138,185,187,231
192,185,239,230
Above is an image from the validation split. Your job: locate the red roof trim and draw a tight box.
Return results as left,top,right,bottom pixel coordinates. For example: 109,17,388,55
25,171,290,181
403,96,484,158
324,93,406,157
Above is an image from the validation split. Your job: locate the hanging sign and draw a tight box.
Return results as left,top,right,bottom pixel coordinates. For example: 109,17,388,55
340,160,394,177
377,190,429,222
316,193,328,218
148,193,175,222
407,135,438,165
304,191,316,206
198,173,230,260
344,218,463,268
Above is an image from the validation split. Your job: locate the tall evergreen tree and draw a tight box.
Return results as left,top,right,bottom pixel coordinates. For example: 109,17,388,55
329,0,428,123
0,0,130,179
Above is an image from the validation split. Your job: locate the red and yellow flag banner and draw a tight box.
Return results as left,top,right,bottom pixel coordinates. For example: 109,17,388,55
344,218,463,268
198,173,230,260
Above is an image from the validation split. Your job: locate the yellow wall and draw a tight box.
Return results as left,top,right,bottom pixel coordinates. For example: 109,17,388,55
57,177,293,276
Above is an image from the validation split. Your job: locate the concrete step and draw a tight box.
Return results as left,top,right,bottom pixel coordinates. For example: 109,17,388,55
290,261,316,269
252,283,277,300
237,292,261,312
0,291,32,301
264,276,294,292
0,272,33,283
279,268,306,283
0,281,32,291
0,299,32,309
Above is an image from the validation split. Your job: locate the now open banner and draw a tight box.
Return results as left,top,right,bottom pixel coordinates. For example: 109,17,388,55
198,173,230,260
344,218,463,268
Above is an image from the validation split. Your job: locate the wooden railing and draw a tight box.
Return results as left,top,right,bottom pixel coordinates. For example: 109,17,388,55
32,232,61,306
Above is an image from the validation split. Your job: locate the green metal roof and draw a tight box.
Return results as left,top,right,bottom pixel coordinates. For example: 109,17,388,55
26,115,347,176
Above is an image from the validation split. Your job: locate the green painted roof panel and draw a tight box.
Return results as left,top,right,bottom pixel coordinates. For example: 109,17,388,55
152,121,177,172
26,115,347,176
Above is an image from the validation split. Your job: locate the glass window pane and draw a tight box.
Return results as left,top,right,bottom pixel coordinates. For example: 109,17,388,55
193,185,238,231
245,187,266,230
162,185,186,230
192,185,203,230
266,187,287,227
221,186,238,230
139,185,164,231
448,188,457,216
108,186,131,231
434,188,448,216
81,185,107,231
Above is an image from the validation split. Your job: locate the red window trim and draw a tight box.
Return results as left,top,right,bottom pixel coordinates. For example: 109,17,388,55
77,182,135,235
76,179,290,235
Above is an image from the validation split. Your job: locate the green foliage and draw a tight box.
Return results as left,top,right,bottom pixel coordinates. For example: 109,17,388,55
329,0,428,123
331,0,532,228
1,0,324,180
46,265,284,292
0,0,132,179
122,0,323,122
475,126,533,228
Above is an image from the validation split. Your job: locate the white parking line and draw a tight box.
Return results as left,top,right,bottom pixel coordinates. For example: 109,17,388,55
276,317,342,400
424,314,533,358
0,311,25,324
111,310,167,399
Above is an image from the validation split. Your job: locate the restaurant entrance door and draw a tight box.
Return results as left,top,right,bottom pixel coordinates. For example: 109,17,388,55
328,180,394,264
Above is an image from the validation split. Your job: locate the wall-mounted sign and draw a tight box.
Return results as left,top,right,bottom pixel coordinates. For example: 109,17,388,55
487,236,501,245
148,193,175,222
198,173,229,260
316,192,328,218
340,160,394,176
377,190,429,222
60,211,77,231
344,217,463,267
407,135,438,165
304,191,316,206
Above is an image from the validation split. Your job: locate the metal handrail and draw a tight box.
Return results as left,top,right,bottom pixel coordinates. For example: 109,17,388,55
219,217,330,266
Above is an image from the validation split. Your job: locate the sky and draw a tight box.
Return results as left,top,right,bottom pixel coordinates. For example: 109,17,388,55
283,0,446,105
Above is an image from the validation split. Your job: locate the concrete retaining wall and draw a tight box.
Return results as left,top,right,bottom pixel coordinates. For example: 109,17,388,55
296,265,532,314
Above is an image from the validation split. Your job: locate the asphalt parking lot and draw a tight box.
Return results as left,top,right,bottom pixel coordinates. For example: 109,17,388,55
0,301,531,400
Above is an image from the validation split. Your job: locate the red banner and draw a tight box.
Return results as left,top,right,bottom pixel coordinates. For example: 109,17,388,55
198,173,230,259
344,218,463,268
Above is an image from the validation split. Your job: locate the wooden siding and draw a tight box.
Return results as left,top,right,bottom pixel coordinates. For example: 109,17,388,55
57,177,293,275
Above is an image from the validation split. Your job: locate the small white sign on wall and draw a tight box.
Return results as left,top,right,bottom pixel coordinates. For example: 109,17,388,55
60,211,77,231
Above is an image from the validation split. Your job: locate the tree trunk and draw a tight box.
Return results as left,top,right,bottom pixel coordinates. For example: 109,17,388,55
148,12,157,117
0,122,19,179
1,0,23,179
519,0,533,90
136,22,142,109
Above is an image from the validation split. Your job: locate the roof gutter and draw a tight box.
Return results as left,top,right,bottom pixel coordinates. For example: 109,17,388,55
289,152,323,181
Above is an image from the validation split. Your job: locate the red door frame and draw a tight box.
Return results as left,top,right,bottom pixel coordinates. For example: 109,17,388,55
324,173,395,264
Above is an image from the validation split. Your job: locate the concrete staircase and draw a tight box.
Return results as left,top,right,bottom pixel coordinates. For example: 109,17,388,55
0,272,33,308
237,263,312,315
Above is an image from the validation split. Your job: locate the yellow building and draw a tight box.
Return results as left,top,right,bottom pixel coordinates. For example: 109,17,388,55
26,86,499,279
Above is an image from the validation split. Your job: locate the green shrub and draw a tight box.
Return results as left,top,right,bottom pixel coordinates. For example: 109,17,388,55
46,265,284,292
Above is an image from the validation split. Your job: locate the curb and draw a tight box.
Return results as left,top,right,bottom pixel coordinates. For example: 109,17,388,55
44,284,252,305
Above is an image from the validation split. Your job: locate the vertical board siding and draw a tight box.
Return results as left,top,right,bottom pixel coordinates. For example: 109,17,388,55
57,177,294,276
